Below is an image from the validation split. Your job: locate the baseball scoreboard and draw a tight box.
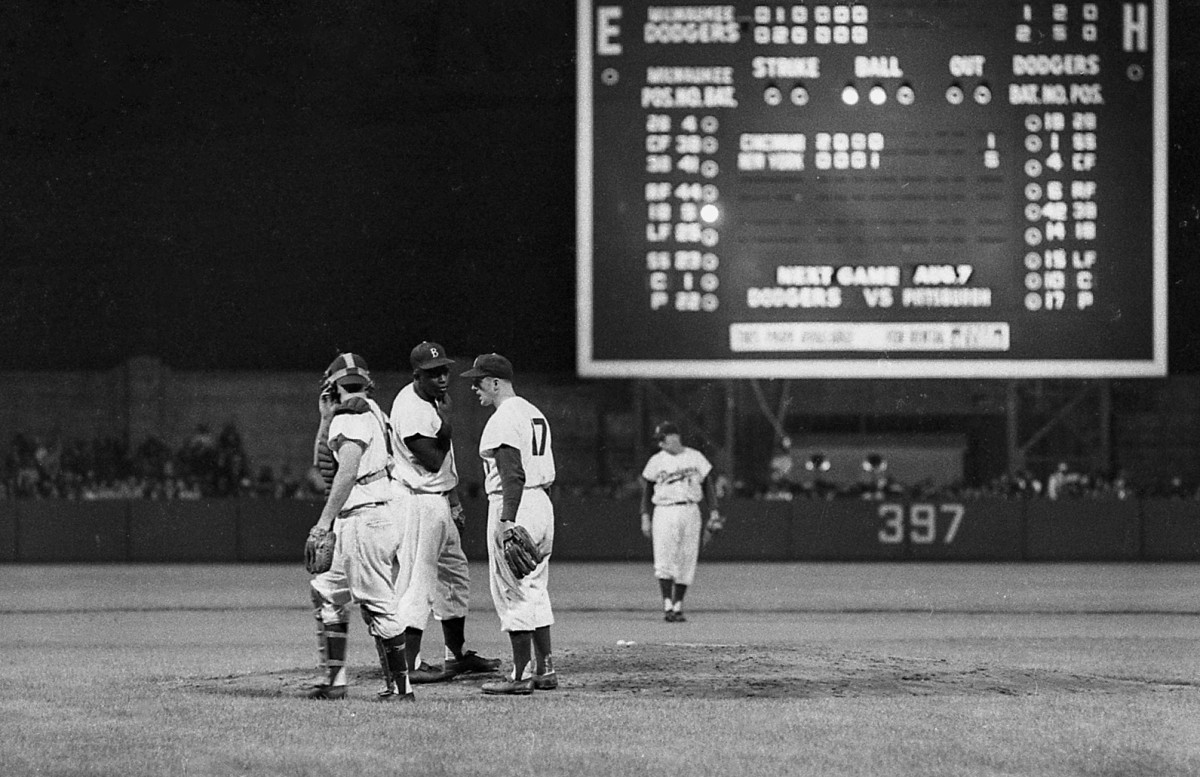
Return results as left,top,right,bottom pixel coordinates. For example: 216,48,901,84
576,1,1167,378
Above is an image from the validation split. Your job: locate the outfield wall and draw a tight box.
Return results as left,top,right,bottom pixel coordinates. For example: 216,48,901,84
1,497,1198,563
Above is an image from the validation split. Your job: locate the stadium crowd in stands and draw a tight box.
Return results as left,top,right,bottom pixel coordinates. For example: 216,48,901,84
752,461,1181,502
1,424,323,501
3,427,1196,502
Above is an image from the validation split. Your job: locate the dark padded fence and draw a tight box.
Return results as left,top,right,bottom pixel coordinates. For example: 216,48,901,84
0,502,16,563
1,497,1198,562
1141,500,1200,561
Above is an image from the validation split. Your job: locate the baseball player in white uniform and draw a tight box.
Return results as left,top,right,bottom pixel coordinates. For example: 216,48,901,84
461,353,558,695
388,341,500,683
308,353,414,701
640,421,722,622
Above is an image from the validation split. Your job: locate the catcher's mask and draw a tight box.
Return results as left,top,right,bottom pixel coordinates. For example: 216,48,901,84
322,352,374,395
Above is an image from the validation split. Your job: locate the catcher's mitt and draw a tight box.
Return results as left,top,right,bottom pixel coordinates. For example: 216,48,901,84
315,440,337,493
501,523,543,579
305,525,336,574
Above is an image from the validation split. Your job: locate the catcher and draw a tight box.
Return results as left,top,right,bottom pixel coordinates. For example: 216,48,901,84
461,353,558,695
305,352,414,702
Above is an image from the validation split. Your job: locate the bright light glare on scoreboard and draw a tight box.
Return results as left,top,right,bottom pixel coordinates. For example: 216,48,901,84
576,1,1167,378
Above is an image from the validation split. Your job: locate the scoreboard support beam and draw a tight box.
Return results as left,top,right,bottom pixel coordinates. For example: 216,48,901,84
1007,379,1113,477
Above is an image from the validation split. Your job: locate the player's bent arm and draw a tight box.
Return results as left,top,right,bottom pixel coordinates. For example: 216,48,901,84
447,486,465,529
316,441,364,531
434,397,454,444
640,478,654,517
313,394,336,465
406,433,447,473
639,480,655,537
702,474,723,529
493,445,525,523
702,474,720,512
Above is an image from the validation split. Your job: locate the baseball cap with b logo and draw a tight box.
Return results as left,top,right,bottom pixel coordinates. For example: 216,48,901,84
411,341,455,371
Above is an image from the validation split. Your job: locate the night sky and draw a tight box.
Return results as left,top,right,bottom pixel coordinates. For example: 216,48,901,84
2,1,1197,375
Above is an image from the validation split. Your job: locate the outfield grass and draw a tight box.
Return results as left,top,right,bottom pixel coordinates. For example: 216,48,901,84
2,562,1198,777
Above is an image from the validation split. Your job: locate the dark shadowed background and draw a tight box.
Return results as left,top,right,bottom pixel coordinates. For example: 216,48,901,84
1,1,1197,373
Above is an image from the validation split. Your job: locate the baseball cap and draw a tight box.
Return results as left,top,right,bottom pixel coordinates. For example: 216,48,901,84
323,352,373,389
410,341,455,371
653,421,681,440
460,353,514,380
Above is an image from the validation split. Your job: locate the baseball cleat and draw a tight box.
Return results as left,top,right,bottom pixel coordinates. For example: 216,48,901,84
307,684,348,700
532,671,558,691
447,650,502,674
376,690,416,703
663,611,675,622
481,677,534,695
409,661,457,683
672,612,687,622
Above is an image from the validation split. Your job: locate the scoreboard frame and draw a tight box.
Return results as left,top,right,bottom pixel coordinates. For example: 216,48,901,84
576,0,1168,379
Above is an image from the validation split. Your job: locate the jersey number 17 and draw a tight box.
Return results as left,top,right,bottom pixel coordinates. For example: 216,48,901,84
531,418,548,456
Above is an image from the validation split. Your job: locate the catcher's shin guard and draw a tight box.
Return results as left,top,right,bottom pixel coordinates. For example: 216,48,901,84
380,636,414,702
321,621,349,686
310,588,328,672
315,615,327,673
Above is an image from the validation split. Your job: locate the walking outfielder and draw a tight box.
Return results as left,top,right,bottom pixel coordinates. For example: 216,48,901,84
640,421,722,622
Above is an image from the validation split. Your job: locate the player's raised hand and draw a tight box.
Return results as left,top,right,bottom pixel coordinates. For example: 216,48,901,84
318,388,337,419
435,396,454,439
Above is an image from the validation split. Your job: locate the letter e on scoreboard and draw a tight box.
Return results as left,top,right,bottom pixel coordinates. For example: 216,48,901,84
597,7,623,55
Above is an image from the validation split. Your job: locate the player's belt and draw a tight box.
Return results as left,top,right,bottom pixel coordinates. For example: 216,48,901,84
659,501,696,506
337,500,391,518
485,485,552,496
356,466,392,486
404,484,451,496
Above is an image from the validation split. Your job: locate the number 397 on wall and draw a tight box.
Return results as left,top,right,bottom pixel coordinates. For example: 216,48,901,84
877,503,965,545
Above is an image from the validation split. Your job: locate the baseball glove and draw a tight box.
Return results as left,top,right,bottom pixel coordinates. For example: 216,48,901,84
305,525,336,574
501,523,543,579
315,440,337,493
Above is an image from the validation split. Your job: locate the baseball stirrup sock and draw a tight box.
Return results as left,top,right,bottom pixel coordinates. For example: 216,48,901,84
511,631,533,680
658,578,674,600
374,637,395,694
404,627,423,671
441,616,466,659
382,638,412,694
